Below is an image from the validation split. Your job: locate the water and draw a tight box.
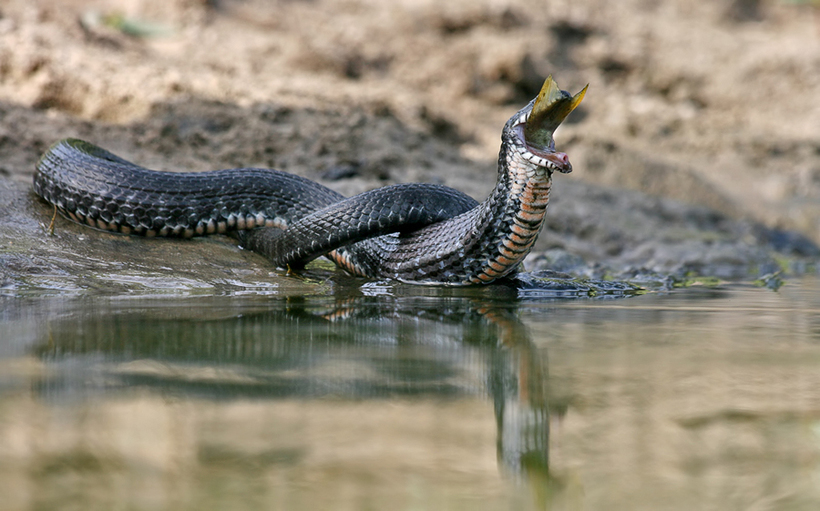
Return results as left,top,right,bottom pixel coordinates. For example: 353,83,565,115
2,277,820,510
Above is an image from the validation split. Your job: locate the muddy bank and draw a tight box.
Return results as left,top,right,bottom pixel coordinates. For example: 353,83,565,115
1,97,816,296
1,0,819,295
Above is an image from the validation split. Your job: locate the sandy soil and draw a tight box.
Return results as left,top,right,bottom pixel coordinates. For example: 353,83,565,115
1,0,819,286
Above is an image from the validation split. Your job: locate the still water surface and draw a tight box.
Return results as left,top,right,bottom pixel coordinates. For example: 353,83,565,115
2,277,820,510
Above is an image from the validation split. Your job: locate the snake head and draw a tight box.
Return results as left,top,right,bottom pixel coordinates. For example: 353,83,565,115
521,76,587,173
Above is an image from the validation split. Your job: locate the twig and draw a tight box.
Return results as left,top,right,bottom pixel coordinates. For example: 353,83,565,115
47,205,57,236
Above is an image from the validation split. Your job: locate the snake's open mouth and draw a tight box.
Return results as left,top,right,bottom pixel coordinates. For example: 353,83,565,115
516,127,572,173
519,76,587,174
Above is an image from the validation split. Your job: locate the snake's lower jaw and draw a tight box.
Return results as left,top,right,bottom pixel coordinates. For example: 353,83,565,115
546,151,572,174
528,145,572,174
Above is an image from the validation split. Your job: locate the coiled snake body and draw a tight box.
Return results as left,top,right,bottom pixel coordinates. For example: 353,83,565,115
33,77,586,285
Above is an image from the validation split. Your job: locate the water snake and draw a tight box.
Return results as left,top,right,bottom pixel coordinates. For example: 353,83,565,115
33,76,586,285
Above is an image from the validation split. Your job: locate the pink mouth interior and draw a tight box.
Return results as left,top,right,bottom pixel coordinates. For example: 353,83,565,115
515,124,572,173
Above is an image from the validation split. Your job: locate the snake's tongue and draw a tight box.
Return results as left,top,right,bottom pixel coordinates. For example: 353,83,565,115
523,76,587,170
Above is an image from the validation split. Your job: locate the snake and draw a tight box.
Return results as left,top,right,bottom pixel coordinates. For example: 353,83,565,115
33,77,586,285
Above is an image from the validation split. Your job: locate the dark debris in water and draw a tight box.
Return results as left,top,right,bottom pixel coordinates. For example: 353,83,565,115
511,270,644,299
753,271,784,291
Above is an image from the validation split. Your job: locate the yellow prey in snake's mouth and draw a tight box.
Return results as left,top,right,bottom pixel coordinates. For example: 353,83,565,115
33,76,587,285
518,75,587,174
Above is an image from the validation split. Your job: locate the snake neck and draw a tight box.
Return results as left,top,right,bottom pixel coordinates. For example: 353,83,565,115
464,123,557,284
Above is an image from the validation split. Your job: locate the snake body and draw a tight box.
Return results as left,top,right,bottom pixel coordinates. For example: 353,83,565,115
33,78,585,285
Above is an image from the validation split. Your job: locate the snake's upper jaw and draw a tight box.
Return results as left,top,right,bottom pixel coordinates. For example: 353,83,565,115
522,76,587,174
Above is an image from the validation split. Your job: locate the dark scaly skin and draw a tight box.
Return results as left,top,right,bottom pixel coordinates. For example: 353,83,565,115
238,183,478,270
33,78,584,285
33,139,473,276
33,139,344,236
